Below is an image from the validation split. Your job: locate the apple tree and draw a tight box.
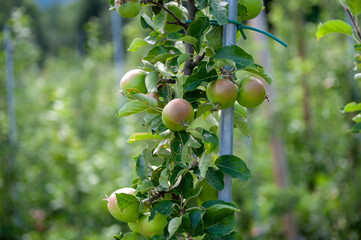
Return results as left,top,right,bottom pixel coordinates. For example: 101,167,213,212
104,0,278,239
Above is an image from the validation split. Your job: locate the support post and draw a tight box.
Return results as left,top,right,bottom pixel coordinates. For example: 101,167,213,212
4,24,22,232
218,0,237,203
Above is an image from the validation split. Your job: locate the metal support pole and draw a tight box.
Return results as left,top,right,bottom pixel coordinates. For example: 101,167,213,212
4,24,22,232
111,11,132,179
111,11,125,86
218,0,237,202
5,26,17,156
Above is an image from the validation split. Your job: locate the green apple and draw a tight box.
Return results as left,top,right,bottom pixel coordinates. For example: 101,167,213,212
138,213,168,239
162,98,194,132
237,76,266,108
120,69,147,94
107,187,141,223
238,0,263,21
115,0,141,18
206,79,238,109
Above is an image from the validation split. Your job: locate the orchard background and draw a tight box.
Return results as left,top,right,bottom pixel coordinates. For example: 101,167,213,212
1,0,361,239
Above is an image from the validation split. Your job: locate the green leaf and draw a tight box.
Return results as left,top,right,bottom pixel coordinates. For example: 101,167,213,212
128,133,165,143
233,112,251,137
215,155,251,181
188,135,202,148
183,209,205,236
144,46,167,62
345,0,361,16
202,129,219,154
243,64,273,85
203,201,240,213
115,193,140,211
213,46,254,70
128,38,149,52
155,62,174,79
196,103,214,118
113,234,122,240
153,10,167,29
167,33,198,46
234,103,247,118
150,200,174,220
141,13,155,30
168,217,182,239
117,101,150,118
137,179,154,193
352,113,361,123
109,0,114,7
121,232,147,240
177,53,190,66
199,154,213,177
204,214,236,237
209,0,228,25
184,89,207,103
171,131,190,163
159,168,169,189
221,232,243,240
192,138,205,157
142,60,156,71
183,66,218,91
146,71,159,93
159,85,173,103
184,186,203,199
188,17,210,52
179,172,194,196
316,20,352,41
206,167,224,191
343,102,361,112
136,150,148,180
351,122,361,133
132,93,158,108
196,0,209,9
152,53,180,65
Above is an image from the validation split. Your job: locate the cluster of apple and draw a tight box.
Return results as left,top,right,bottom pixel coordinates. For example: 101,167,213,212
106,181,221,239
106,187,168,239
118,68,266,131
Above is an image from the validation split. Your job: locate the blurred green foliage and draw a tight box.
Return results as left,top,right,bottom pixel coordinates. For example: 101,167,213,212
0,0,361,239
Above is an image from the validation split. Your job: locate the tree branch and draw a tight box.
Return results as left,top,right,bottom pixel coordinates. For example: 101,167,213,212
142,0,188,29
183,0,197,76
339,0,361,42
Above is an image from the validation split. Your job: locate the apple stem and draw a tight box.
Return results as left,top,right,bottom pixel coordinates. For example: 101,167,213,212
229,78,241,88
103,194,109,201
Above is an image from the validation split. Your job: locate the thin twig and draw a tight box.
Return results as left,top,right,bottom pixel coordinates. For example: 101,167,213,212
142,191,164,204
142,0,188,29
190,52,206,68
158,78,176,84
339,0,361,42
229,78,241,88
